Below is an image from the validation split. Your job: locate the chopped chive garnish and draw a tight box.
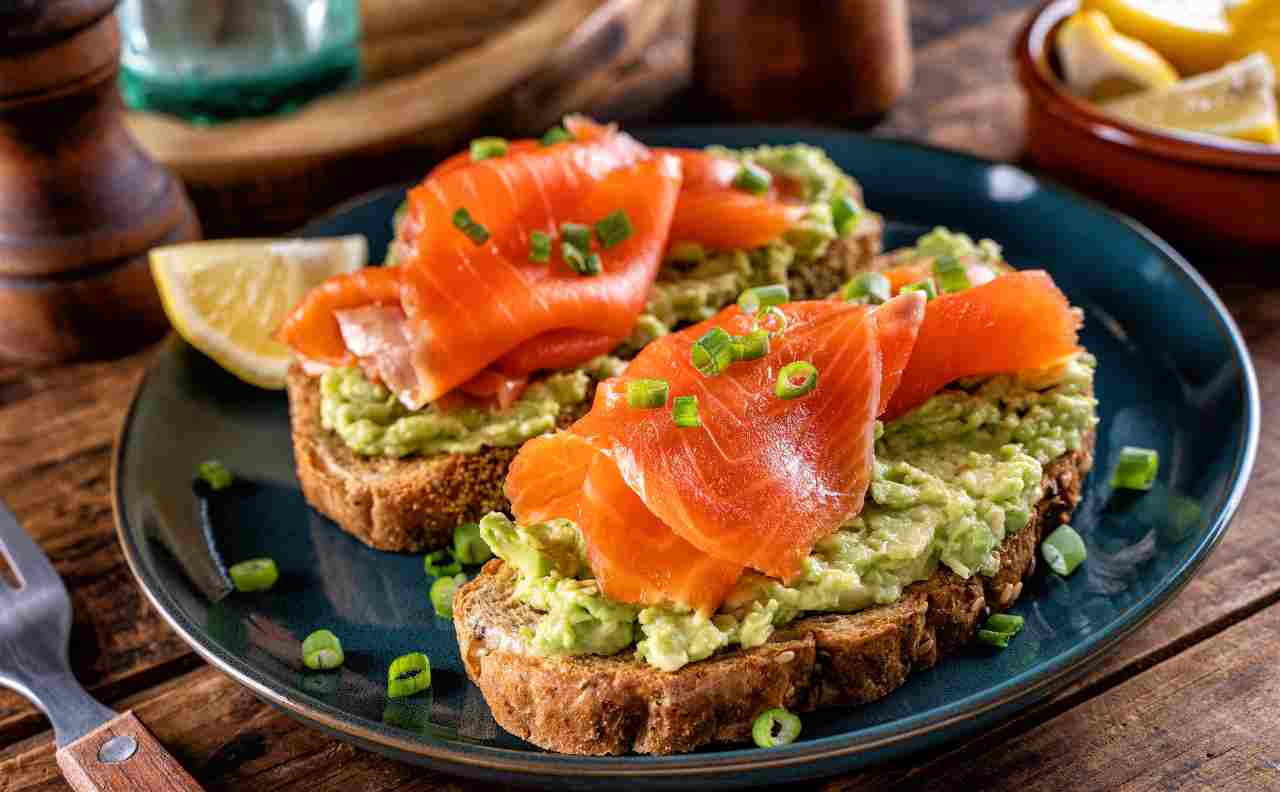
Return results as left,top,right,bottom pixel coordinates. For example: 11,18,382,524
759,305,789,335
977,629,1011,648
1041,524,1087,576
626,378,669,409
933,254,971,293
900,278,937,300
302,629,344,670
691,327,735,377
387,652,431,698
562,243,602,275
424,549,462,578
229,558,278,593
540,125,574,146
985,613,1025,635
752,707,801,748
529,230,552,263
594,210,633,249
733,162,772,195
831,194,862,237
776,361,818,400
430,573,466,617
731,329,771,361
453,522,493,565
197,460,233,491
737,284,790,316
1112,446,1159,491
841,271,891,305
669,242,705,265
560,222,592,253
469,136,509,161
452,207,490,245
672,395,701,428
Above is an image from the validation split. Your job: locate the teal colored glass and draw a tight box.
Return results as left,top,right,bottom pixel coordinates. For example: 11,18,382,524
116,0,361,124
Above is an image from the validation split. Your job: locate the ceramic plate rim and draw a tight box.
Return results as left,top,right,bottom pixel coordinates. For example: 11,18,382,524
112,128,1260,779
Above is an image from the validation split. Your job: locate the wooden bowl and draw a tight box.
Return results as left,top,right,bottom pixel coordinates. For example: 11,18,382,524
125,0,695,237
1014,0,1280,253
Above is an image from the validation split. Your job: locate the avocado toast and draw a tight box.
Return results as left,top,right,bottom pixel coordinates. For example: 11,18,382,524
282,122,883,552
452,233,1099,754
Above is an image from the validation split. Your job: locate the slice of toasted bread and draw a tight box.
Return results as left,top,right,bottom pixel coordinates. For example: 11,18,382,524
287,222,884,552
452,432,1094,755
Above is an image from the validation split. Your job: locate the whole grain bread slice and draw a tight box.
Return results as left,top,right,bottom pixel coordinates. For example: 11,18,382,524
451,431,1094,755
287,222,884,552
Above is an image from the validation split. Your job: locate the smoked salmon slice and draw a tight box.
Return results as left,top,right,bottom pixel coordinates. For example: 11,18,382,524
880,256,997,294
872,291,927,415
882,270,1083,421
664,149,807,251
279,119,681,407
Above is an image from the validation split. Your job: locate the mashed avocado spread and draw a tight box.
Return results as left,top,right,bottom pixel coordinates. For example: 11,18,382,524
480,355,1098,672
326,144,868,458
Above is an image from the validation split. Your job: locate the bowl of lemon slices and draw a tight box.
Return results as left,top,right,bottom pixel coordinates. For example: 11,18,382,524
1015,0,1280,251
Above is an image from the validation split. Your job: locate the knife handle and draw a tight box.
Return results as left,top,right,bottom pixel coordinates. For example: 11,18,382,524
54,710,205,791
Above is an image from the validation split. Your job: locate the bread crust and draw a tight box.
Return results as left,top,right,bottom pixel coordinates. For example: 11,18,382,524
452,433,1094,755
286,224,884,552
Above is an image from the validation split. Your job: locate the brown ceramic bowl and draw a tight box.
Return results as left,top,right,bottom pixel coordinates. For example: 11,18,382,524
1015,0,1280,252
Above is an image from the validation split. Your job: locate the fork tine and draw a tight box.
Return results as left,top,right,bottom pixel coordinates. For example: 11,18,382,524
0,499,64,593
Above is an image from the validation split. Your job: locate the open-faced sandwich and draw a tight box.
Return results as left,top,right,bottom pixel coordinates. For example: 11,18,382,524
453,234,1099,755
278,117,883,552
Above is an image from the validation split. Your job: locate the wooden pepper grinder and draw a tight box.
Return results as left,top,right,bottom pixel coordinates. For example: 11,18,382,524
0,0,199,363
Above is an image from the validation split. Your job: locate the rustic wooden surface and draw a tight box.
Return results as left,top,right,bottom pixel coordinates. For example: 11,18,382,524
2,2,1277,790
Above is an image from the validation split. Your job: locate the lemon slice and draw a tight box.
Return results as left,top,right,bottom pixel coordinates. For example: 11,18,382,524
1081,0,1234,74
150,236,367,389
1102,53,1280,143
1228,0,1280,77
1058,10,1181,101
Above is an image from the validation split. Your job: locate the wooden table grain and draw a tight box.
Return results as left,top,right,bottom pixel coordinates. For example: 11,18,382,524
2,3,1277,790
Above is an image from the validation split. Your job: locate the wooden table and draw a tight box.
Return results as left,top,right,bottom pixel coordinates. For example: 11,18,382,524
2,4,1277,790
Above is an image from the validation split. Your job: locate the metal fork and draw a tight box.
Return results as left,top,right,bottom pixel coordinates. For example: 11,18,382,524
0,499,204,790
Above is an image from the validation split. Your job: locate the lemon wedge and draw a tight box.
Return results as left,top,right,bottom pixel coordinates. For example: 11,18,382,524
1058,10,1181,100
150,236,367,389
1081,0,1235,74
1101,52,1280,143
1228,0,1280,77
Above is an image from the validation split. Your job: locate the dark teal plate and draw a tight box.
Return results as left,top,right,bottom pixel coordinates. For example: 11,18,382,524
114,129,1258,788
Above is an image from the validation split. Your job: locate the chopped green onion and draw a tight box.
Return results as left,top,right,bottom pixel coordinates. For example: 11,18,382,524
984,613,1025,635
933,254,971,293
594,210,633,249
733,162,772,195
841,271,891,305
529,230,552,263
900,278,937,301
759,305,789,335
831,194,862,237
197,460,234,491
977,629,1011,648
560,222,592,253
731,329,771,362
229,558,278,593
302,629,345,670
424,550,462,578
453,522,493,565
540,125,574,146
1041,524,1087,576
1113,446,1159,491
737,284,790,316
469,136,509,161
668,242,705,265
672,395,701,428
626,378,669,409
387,652,431,698
430,573,466,617
752,707,801,748
451,208,490,245
691,327,735,377
579,252,603,276
562,243,602,276
776,361,818,400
